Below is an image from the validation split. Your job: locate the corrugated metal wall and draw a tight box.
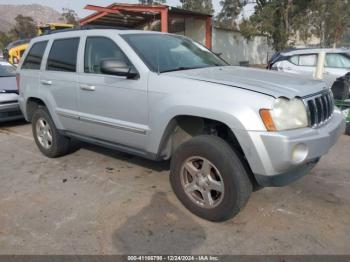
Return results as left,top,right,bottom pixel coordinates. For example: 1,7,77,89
212,27,274,66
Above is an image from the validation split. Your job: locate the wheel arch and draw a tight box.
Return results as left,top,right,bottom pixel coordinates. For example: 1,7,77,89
25,97,63,130
152,112,260,188
26,97,46,122
156,114,245,160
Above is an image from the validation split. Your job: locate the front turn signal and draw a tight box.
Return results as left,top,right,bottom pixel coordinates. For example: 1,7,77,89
259,109,277,132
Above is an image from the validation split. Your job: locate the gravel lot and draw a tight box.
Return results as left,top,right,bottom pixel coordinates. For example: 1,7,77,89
0,120,349,255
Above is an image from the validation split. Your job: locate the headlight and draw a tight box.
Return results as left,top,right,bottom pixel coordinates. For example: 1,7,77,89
260,97,308,131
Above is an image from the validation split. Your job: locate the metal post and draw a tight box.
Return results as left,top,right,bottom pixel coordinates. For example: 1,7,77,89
315,51,326,80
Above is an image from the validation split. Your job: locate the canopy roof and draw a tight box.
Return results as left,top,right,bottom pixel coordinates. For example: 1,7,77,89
79,4,213,48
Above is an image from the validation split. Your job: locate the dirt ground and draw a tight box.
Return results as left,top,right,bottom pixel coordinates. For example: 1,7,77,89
0,120,349,255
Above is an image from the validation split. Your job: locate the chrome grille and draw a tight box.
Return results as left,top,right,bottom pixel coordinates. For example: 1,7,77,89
304,91,334,128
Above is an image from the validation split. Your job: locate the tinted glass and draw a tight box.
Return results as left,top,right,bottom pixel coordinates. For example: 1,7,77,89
299,54,317,66
84,37,129,74
325,53,350,68
47,38,79,72
0,62,16,77
123,34,227,73
21,41,48,70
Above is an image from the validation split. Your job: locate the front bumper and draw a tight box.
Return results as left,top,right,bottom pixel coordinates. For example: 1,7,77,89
240,111,346,187
0,95,23,123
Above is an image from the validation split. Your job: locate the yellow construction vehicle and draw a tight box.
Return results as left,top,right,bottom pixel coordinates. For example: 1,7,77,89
37,23,74,35
4,39,30,65
5,23,74,65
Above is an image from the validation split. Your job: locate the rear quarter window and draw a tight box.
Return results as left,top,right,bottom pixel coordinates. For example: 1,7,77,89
47,38,80,72
289,55,299,65
21,41,48,70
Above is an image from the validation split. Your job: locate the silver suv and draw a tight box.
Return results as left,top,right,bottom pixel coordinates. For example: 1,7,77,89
18,29,345,221
268,48,350,87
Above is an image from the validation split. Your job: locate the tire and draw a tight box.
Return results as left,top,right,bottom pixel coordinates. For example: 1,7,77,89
32,107,71,158
170,135,252,222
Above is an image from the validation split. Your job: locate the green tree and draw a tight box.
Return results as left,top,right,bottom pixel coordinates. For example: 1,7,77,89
238,0,350,50
216,0,246,29
61,8,79,25
139,0,166,4
0,31,13,50
308,0,350,47
9,15,37,39
239,0,311,51
180,0,214,15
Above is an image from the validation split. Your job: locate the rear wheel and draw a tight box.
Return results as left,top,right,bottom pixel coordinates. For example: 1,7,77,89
170,135,252,222
32,107,71,158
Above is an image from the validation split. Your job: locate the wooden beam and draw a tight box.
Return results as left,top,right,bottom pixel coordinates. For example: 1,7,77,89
85,4,165,14
161,9,168,32
84,5,123,15
81,4,170,32
98,15,144,22
80,11,109,25
205,17,212,49
108,4,167,12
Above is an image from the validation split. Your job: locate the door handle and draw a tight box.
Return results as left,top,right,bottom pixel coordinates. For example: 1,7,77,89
80,84,96,91
41,80,52,85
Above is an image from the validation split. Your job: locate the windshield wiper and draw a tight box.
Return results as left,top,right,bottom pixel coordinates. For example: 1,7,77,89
160,66,206,73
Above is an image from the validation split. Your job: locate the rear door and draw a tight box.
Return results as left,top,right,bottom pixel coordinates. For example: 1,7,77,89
76,35,149,150
20,40,48,108
41,37,80,132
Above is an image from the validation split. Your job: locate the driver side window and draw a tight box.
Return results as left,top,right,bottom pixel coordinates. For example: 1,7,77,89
84,37,129,74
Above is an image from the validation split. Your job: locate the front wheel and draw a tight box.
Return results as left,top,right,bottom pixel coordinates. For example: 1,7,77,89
170,135,252,222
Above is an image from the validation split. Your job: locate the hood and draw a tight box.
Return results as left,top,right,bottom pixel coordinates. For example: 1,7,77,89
167,66,327,98
0,76,17,93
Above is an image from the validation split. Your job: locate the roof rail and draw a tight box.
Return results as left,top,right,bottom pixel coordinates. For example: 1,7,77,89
41,25,130,35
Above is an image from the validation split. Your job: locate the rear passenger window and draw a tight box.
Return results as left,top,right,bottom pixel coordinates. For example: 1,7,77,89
22,41,48,70
84,37,130,74
47,38,79,72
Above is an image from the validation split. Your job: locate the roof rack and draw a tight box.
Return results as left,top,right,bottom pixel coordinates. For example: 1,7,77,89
41,25,130,35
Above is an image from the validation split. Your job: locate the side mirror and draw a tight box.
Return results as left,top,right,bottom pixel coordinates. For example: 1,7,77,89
100,59,138,78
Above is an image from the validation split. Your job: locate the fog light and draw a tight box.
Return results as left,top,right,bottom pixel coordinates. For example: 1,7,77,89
291,144,308,164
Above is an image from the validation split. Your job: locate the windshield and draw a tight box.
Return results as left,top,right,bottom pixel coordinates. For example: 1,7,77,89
0,62,16,77
122,34,228,73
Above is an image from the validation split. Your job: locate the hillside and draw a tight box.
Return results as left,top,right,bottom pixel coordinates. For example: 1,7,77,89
0,4,63,32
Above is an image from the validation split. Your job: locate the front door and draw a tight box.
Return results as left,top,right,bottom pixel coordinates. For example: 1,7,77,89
77,36,149,150
324,53,350,87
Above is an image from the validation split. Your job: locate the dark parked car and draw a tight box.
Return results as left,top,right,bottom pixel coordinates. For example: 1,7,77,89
0,60,23,122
